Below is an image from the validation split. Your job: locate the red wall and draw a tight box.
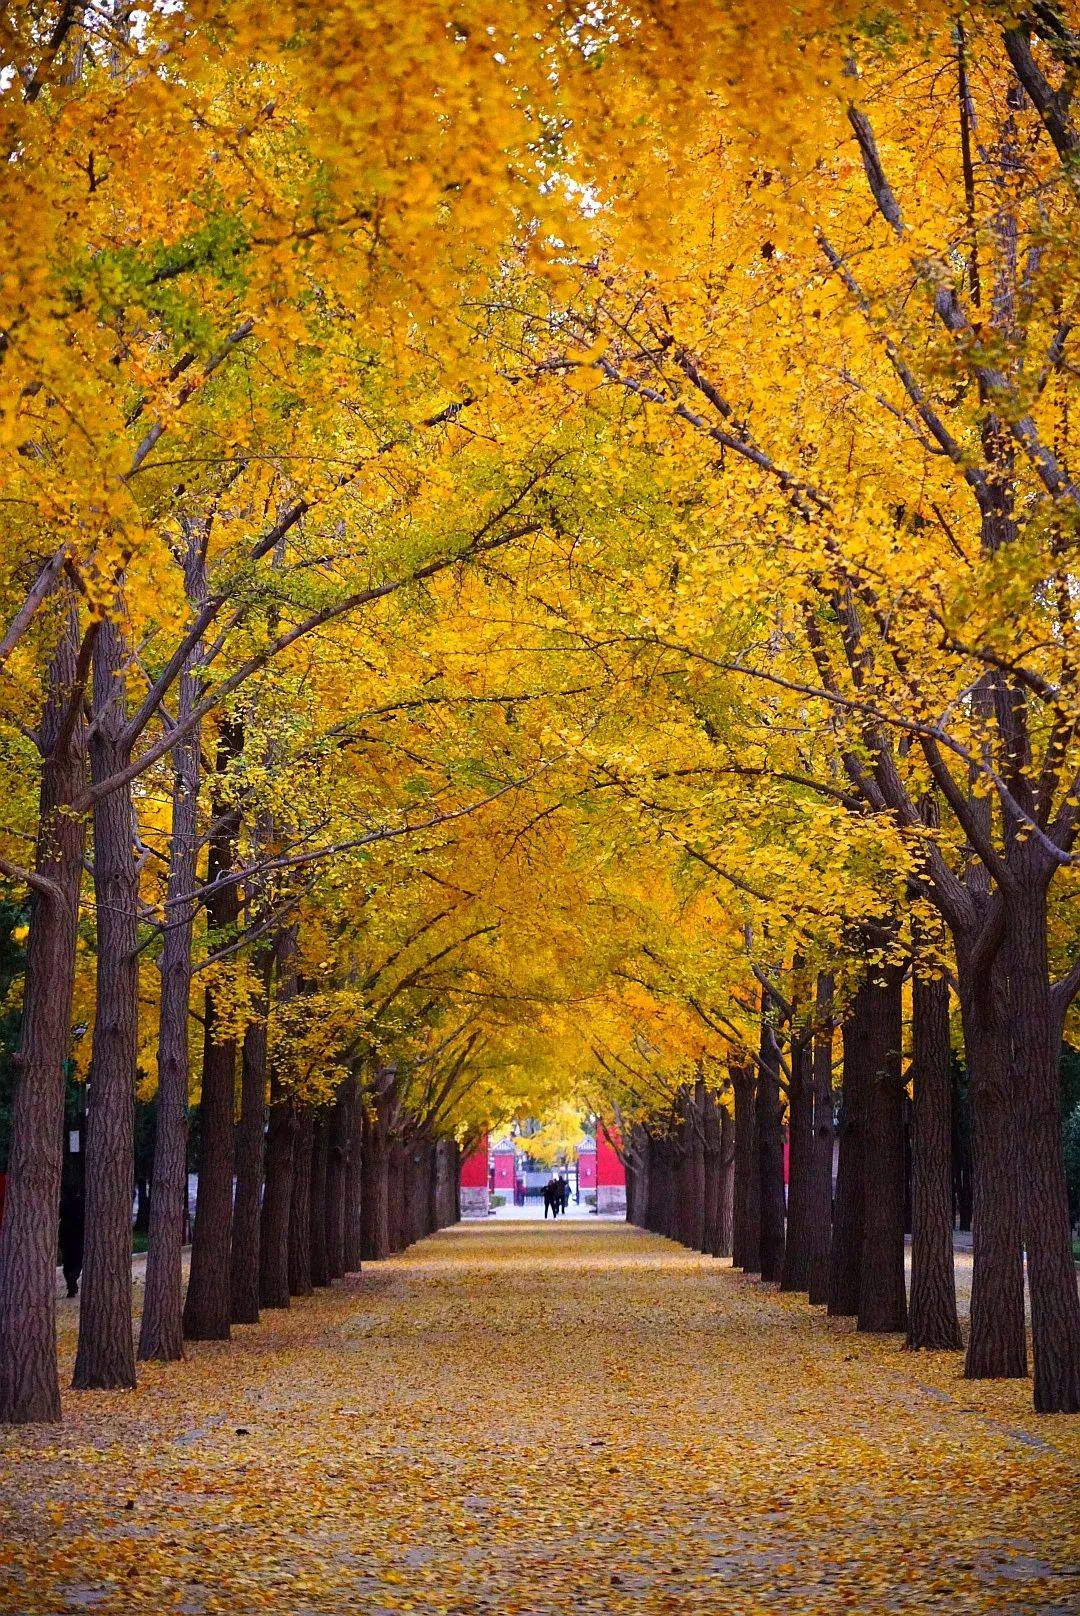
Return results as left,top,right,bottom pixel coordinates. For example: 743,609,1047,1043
492,1149,515,1190
596,1127,625,1188
578,1148,596,1189
460,1134,489,1189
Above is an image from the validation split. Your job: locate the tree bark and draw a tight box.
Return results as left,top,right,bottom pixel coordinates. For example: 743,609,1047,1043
731,1063,759,1271
689,1080,707,1251
74,617,138,1391
326,1080,350,1281
309,1110,330,1286
780,1024,813,1293
182,722,243,1342
716,1102,735,1258
139,542,204,1363
259,1082,294,1308
858,959,907,1333
907,963,962,1350
342,1071,364,1271
289,1106,314,1296
702,1088,721,1255
807,972,834,1306
1008,884,1080,1411
230,948,271,1324
387,1134,406,1253
957,943,1027,1378
361,1099,390,1260
829,997,868,1317
0,607,88,1422
756,1009,786,1284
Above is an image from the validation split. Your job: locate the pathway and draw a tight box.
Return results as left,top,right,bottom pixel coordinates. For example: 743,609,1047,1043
4,1220,1079,1614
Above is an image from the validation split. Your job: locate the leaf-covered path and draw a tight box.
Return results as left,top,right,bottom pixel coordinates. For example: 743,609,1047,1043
2,1221,1078,1615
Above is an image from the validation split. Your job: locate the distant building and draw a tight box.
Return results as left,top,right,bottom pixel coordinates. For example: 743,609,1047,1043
596,1127,626,1216
459,1134,489,1217
491,1140,516,1199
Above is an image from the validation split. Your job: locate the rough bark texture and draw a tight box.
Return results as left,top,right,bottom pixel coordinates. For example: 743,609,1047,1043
957,946,1027,1379
183,722,243,1342
807,973,834,1306
829,1002,868,1318
716,1102,735,1259
75,617,138,1391
309,1111,330,1287
702,1089,721,1256
361,1099,391,1261
731,1064,759,1272
258,931,298,1310
1008,884,1080,1411
326,1082,350,1281
342,1072,364,1272
231,948,271,1325
908,964,962,1350
259,1083,294,1309
689,1080,707,1252
289,1107,314,1296
857,961,907,1333
0,609,87,1422
139,547,204,1362
780,1026,813,1293
387,1135,406,1254
756,1011,786,1284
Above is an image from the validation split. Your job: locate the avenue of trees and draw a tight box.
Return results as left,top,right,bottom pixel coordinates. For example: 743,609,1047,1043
1,0,1079,1424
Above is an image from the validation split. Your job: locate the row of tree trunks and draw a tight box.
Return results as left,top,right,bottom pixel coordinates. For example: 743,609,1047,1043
630,1084,735,1261
630,962,964,1363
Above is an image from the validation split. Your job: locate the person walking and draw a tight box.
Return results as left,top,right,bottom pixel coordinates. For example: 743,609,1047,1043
560,1176,571,1213
58,1181,85,1298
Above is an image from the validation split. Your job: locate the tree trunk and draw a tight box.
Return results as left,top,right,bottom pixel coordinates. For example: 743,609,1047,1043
1008,884,1080,1411
674,1092,694,1247
702,1088,721,1255
289,1106,314,1296
689,1080,707,1251
309,1111,330,1286
387,1134,406,1253
361,1103,390,1260
644,1129,664,1233
0,608,87,1423
908,962,962,1350
326,1081,350,1281
183,722,242,1341
858,960,907,1333
756,1011,786,1284
957,944,1027,1378
716,1102,735,1258
139,547,204,1363
829,998,868,1317
342,1073,364,1271
731,1064,759,1271
230,948,271,1325
259,1083,294,1308
780,1025,813,1293
807,972,834,1306
75,617,138,1391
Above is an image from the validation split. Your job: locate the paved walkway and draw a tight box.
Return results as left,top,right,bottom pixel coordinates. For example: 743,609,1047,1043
5,1222,1079,1614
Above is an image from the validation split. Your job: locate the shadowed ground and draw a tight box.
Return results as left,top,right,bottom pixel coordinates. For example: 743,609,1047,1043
3,1220,1078,1614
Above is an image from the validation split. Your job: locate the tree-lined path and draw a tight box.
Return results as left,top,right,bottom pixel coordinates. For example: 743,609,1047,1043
1,1221,1077,1615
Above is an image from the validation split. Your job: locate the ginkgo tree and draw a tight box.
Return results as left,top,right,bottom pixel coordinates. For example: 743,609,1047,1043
1,0,1079,1437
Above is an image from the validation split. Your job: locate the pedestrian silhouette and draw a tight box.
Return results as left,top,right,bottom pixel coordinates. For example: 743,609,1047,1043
544,1176,560,1218
58,1182,85,1298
